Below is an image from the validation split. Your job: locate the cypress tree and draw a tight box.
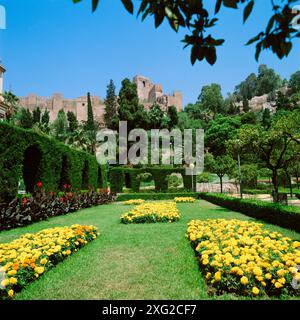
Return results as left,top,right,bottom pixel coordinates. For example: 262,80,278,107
41,109,50,126
86,92,95,132
104,80,119,129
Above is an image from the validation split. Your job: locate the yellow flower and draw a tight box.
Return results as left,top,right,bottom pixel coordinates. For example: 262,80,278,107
252,287,260,295
240,276,249,286
40,258,48,265
275,282,283,289
8,289,14,298
1,279,10,287
214,271,222,282
265,273,272,280
7,270,17,276
9,277,17,285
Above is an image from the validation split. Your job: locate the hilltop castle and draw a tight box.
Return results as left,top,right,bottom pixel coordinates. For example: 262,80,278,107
18,75,183,126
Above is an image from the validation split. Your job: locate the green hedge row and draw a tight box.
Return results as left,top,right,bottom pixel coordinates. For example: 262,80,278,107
199,193,300,233
109,166,196,193
0,122,108,201
116,192,200,201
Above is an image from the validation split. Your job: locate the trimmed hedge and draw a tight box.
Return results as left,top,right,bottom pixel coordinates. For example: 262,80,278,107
0,122,107,201
199,193,300,233
109,166,197,193
116,192,200,201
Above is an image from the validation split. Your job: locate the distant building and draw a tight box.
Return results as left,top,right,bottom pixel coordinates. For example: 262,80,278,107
19,75,183,126
0,64,7,119
133,75,183,112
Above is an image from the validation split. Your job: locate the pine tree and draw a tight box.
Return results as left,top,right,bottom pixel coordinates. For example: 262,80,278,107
86,92,95,132
104,80,118,129
32,107,41,124
67,111,78,132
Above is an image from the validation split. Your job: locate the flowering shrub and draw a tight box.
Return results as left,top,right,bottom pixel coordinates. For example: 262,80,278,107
174,197,196,203
0,224,98,300
0,185,116,231
123,199,145,205
187,219,300,297
121,202,180,224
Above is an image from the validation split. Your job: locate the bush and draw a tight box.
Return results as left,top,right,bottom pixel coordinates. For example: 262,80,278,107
197,172,213,183
0,185,116,231
0,122,107,201
168,174,182,188
109,166,196,193
199,193,300,232
117,192,200,201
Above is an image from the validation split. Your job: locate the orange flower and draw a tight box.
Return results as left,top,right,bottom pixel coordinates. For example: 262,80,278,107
12,263,19,271
30,263,36,269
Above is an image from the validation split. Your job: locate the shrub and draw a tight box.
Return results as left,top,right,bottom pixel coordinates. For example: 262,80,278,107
0,225,98,300
168,174,182,188
197,172,214,183
187,219,300,297
0,122,107,201
116,192,200,201
199,193,300,232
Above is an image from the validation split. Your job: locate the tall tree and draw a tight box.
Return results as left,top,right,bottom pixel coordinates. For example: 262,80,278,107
86,92,95,132
167,106,178,129
52,109,68,141
2,91,19,121
235,73,258,100
205,153,236,193
255,64,282,96
262,108,271,129
118,78,148,131
32,107,41,124
198,83,224,117
289,71,300,93
41,109,50,126
148,104,164,129
17,108,33,129
67,111,78,132
104,80,119,129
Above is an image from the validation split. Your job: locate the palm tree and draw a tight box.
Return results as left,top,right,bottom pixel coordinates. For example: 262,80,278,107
2,91,19,121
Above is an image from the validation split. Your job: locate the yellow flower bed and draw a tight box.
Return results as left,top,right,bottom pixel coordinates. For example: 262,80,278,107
0,224,98,300
187,219,300,297
123,199,145,205
121,202,180,223
174,197,196,203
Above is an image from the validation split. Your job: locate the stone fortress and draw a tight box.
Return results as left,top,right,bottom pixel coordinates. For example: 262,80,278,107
18,75,183,126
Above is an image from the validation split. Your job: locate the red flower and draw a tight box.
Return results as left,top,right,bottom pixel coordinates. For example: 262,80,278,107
49,191,54,196
67,192,73,198
22,197,28,204
59,197,65,203
36,182,43,188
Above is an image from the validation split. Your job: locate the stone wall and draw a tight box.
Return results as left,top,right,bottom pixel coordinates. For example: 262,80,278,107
19,75,183,125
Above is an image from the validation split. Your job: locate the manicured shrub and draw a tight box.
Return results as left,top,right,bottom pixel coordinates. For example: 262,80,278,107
109,168,125,193
199,193,300,232
0,122,107,201
116,192,200,201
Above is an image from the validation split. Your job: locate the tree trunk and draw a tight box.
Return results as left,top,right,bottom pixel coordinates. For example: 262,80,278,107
272,169,279,203
219,176,223,193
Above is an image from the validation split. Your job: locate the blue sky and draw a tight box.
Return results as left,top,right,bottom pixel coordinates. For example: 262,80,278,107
0,0,299,105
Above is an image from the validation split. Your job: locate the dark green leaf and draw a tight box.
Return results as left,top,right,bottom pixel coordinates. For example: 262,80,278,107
121,0,134,14
243,1,254,23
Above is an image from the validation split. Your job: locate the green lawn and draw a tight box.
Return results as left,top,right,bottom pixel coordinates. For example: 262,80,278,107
0,200,299,300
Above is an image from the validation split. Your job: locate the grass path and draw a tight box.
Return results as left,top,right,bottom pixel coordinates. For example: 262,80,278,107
0,200,299,300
